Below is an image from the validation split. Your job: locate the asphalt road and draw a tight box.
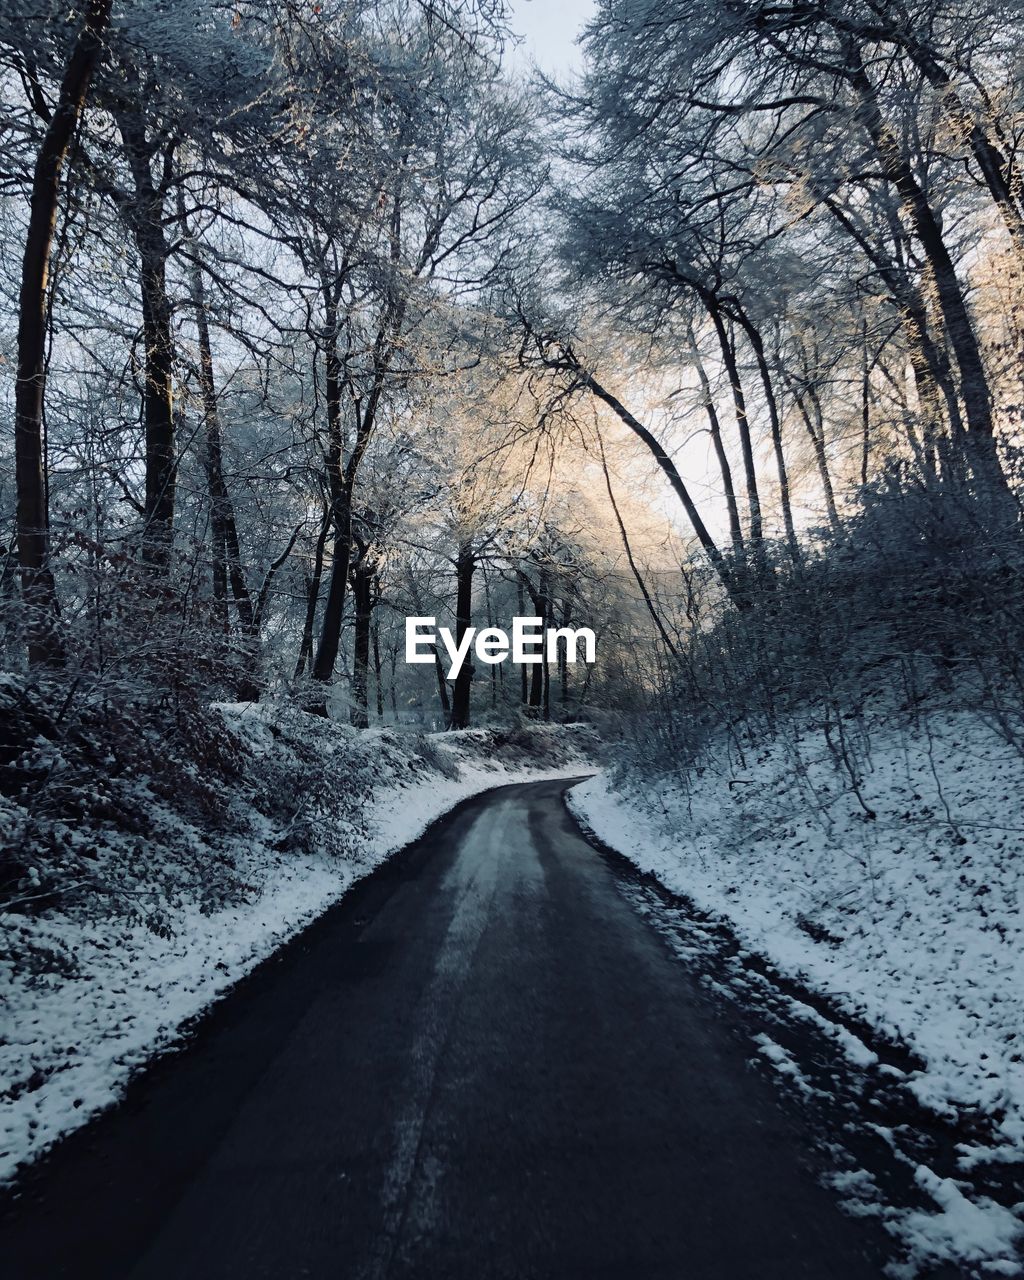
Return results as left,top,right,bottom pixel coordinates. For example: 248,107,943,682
1,776,895,1279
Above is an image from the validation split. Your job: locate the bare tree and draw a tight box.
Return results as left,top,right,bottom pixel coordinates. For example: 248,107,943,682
14,0,112,666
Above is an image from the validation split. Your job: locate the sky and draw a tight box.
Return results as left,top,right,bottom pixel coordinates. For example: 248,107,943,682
505,0,596,76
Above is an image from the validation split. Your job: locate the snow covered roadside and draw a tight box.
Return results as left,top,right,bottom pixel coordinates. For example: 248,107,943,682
568,713,1024,1277
1,709,592,1185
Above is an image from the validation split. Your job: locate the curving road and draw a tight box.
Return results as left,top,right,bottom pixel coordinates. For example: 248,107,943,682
1,777,894,1279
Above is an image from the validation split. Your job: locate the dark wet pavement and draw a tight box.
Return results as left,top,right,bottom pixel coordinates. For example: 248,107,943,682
0,777,894,1278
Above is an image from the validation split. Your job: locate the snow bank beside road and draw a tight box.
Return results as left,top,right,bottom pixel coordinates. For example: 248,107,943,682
569,712,1024,1276
1,708,592,1184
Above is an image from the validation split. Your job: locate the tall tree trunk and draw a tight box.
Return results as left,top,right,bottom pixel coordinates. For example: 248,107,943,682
848,46,1007,493
731,307,799,559
312,488,353,689
15,0,113,667
689,323,744,555
117,111,177,572
186,246,262,697
525,570,547,712
784,372,842,531
483,565,498,710
190,268,228,632
558,596,572,716
312,305,396,687
295,503,331,679
449,542,475,730
350,555,373,729
388,642,398,721
517,578,528,706
311,282,352,689
182,218,257,636
806,385,841,528
372,619,384,721
702,294,763,546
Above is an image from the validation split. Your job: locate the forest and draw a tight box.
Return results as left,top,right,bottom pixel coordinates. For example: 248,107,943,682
2,1,1024,1275
4,0,1022,732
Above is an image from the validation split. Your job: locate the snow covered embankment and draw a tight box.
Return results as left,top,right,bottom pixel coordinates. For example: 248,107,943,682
569,713,1024,1277
1,707,591,1185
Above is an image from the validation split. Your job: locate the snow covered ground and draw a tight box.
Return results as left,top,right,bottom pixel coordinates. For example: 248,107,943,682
569,711,1024,1277
1,707,592,1185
